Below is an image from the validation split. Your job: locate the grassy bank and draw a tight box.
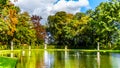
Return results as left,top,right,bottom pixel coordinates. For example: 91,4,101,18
1,49,120,53
0,56,18,68
0,44,56,50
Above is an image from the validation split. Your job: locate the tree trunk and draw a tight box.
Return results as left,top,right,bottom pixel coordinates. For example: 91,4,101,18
29,46,31,50
11,40,13,51
44,43,47,49
65,45,67,50
97,42,100,50
109,43,111,48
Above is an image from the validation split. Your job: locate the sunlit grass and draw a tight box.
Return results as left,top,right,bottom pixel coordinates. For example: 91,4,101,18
1,49,120,53
0,56,18,68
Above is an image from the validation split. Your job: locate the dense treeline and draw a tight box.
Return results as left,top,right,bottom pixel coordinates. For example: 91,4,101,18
0,0,45,49
0,0,120,49
47,0,120,49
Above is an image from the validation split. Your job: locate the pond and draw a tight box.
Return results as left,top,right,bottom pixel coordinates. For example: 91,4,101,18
0,50,120,68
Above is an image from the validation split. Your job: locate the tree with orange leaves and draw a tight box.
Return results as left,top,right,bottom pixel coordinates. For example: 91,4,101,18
0,0,19,50
31,15,46,45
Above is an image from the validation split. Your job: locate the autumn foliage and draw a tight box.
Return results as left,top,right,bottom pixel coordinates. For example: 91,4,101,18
31,15,46,42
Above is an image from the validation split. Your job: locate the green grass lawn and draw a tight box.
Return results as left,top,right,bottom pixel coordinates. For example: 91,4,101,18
0,56,18,68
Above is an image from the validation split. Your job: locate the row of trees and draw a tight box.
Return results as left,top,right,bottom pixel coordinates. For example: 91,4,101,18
47,0,120,49
0,0,120,49
0,0,46,49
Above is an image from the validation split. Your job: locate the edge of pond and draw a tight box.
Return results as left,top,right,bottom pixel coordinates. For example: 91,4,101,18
0,49,120,53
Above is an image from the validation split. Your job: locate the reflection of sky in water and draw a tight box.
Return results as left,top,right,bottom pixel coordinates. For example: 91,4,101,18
111,53,120,68
44,50,54,68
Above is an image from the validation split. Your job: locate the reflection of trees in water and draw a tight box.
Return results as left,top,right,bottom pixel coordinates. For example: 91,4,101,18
18,51,113,68
100,53,112,68
97,52,100,68
0,51,115,68
15,50,55,68
78,52,112,68
35,51,45,68
15,50,44,68
65,50,70,68
63,51,113,68
53,51,65,68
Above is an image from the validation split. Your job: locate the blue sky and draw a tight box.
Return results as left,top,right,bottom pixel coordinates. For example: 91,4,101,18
63,0,108,12
11,0,109,24
81,0,108,12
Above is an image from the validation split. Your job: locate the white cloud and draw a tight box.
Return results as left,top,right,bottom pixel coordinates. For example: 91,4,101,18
53,0,89,14
10,0,90,25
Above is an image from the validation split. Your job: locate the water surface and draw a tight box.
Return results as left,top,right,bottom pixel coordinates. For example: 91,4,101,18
0,50,120,68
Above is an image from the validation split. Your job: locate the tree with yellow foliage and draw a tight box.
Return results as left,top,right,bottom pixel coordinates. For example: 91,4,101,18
0,0,19,50
47,11,90,48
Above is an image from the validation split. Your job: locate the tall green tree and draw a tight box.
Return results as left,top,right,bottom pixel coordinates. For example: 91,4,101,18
47,11,73,46
16,12,36,46
0,0,19,50
47,11,90,48
88,0,120,49
0,0,36,49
